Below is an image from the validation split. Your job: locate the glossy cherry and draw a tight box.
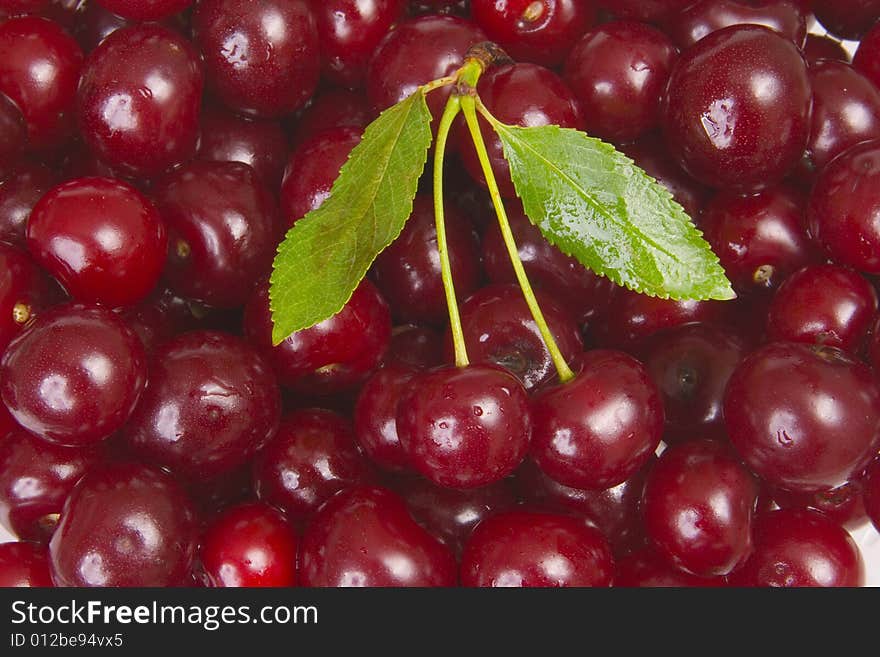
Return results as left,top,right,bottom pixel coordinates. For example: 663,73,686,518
0,162,55,246
385,324,444,370
299,486,457,587
772,479,867,530
811,0,880,40
288,88,374,149
803,34,851,66
668,0,807,50
854,21,880,90
95,0,192,20
0,541,52,587
0,243,58,354
354,365,418,472
615,547,727,587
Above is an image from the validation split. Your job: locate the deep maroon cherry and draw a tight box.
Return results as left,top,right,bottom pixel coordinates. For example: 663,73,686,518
640,323,746,443
155,160,280,308
0,93,26,180
0,162,55,246
384,324,444,370
451,284,584,391
374,195,482,325
75,0,134,52
288,88,374,149
199,502,298,587
95,0,192,20
803,33,851,67
193,0,318,118
0,243,58,354
253,409,373,524
77,24,202,178
615,547,727,587
280,127,363,227
0,429,104,542
772,479,867,530
724,342,880,492
729,508,864,587
563,20,675,144
123,331,281,481
197,106,289,190
864,457,880,533
0,0,50,12
244,279,391,395
0,542,52,587
854,21,880,90
49,462,198,587
0,16,82,150
459,62,583,198
460,511,614,587
811,0,880,40
1,303,146,446
662,25,811,191
471,0,595,68
807,139,880,275
668,0,807,50
396,364,531,489
354,365,418,472
27,176,167,307
299,486,457,587
598,0,693,22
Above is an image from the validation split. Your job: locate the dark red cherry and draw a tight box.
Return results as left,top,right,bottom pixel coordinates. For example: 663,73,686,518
864,457,880,533
0,16,82,150
0,542,52,587
197,106,289,190
0,162,55,247
616,547,728,587
75,0,134,52
460,511,614,587
662,25,811,191
49,462,198,587
811,0,880,40
772,479,867,530
288,88,374,149
244,279,391,395
253,409,373,524
95,0,192,20
27,177,167,307
766,265,877,353
729,508,864,587
854,21,880,90
155,161,280,308
807,139,880,275
459,62,583,198
0,429,104,542
0,243,58,354
123,331,281,481
700,185,817,296
471,0,595,68
803,34,851,67
724,342,880,492
407,0,469,16
354,365,418,472
193,0,319,118
77,23,203,178
373,195,482,325
280,126,363,227
0,93,26,180
598,0,692,22
0,303,146,446
563,20,675,144
0,0,50,12
299,486,457,587
396,364,531,489
531,349,663,490
384,324,444,370
640,323,747,443
451,284,584,391
199,502,298,587
668,0,807,50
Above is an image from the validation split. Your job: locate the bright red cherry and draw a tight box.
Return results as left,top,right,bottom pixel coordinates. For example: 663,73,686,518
0,541,53,587
354,365,418,472
667,0,807,50
95,0,192,20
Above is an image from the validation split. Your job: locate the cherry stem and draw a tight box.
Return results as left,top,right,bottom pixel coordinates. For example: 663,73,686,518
434,93,469,368
460,95,576,384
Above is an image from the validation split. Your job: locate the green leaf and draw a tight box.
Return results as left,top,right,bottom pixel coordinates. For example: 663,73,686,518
269,89,433,343
493,123,735,301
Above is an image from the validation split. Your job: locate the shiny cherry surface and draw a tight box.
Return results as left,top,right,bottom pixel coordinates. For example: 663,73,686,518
354,365,418,472
95,0,191,20
668,0,807,50
772,479,867,530
0,541,52,587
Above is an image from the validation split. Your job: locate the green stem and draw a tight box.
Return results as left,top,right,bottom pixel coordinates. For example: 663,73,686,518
460,95,576,384
434,93,469,368
420,75,457,95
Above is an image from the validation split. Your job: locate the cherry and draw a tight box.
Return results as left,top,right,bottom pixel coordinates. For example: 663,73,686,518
803,34,851,67
0,93,26,180
481,202,614,326
0,0,50,12
95,0,191,20
288,88,374,149
193,0,318,118
471,0,595,68
0,541,52,587
75,1,134,52
451,284,584,391
639,323,746,444
244,279,391,395
197,106,289,190
0,429,104,542
354,365,418,472
531,349,663,491
700,185,817,296
460,511,615,587
299,486,457,587
724,342,880,493
772,479,867,530
0,16,82,151
199,502,298,588
384,324,445,370
811,0,880,40
854,21,880,91
616,547,729,587
807,139,880,275
123,331,281,481
1,303,146,446
49,462,198,587
458,62,583,198
408,0,469,16
0,162,55,246
27,176,167,307
729,508,864,587
766,265,878,353
598,0,693,22
155,161,280,309
864,457,880,533
314,0,407,89
396,364,531,488
661,25,811,192
563,20,676,144
374,195,482,325
77,23,203,178
253,408,374,524
0,242,58,354
667,0,807,50
280,127,363,227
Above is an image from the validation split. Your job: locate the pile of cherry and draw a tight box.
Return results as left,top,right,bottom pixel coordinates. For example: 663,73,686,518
1,0,880,588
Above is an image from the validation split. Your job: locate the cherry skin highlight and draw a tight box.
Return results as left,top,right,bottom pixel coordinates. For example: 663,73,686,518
0,542,53,587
